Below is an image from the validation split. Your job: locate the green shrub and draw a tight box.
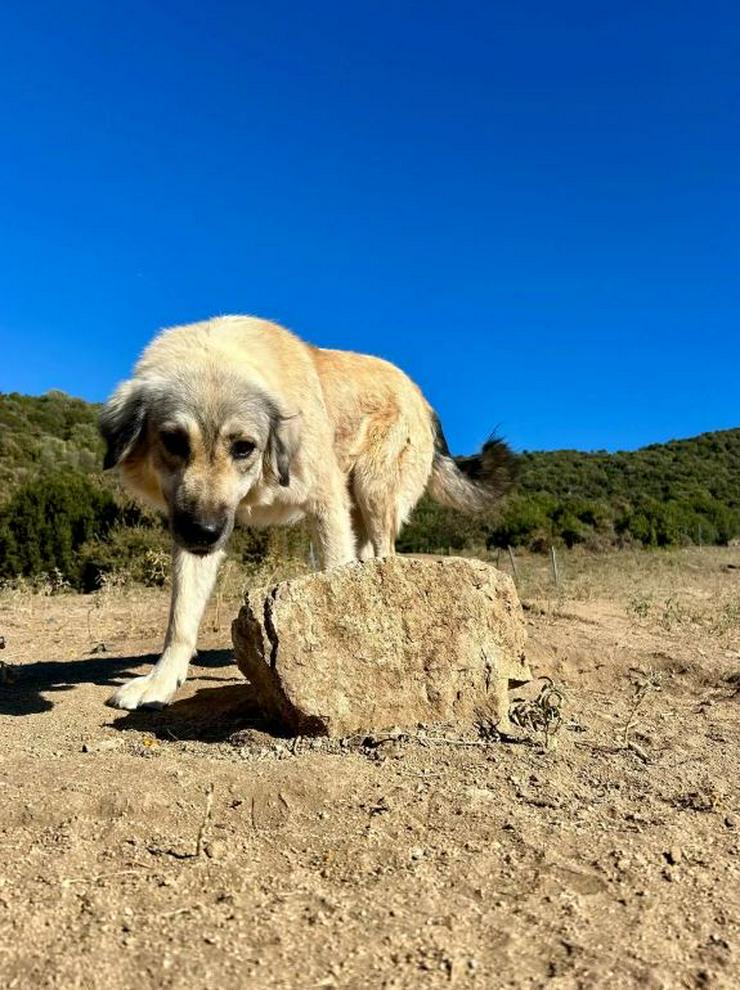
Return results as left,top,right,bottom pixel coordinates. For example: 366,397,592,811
77,522,171,590
2,392,739,573
486,493,557,549
0,470,120,586
397,495,489,553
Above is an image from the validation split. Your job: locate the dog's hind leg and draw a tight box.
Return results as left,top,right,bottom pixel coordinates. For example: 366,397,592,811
354,498,397,558
351,464,399,559
352,423,433,559
351,503,374,561
107,546,224,710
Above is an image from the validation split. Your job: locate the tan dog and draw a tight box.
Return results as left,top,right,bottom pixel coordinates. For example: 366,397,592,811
101,315,513,709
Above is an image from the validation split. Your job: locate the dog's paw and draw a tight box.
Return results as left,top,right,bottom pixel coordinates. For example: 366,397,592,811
106,673,179,711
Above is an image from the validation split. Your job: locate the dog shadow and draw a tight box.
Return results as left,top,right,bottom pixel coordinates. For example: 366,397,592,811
0,648,240,724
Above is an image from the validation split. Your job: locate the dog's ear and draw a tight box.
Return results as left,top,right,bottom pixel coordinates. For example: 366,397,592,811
265,408,301,487
100,380,147,470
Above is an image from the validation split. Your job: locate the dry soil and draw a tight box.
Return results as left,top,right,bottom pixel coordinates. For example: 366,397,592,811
0,548,738,989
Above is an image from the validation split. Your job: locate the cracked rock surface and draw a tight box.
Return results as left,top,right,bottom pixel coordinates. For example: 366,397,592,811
232,556,531,737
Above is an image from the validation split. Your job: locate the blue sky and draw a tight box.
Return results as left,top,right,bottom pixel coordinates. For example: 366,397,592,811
0,1,738,454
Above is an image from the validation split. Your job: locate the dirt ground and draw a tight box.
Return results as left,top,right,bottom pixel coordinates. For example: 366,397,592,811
0,547,738,989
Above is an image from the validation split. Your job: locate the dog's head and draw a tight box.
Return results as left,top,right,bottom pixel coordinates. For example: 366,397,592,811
100,370,299,555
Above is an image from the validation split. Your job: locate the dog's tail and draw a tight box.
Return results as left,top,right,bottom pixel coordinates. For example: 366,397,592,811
427,413,517,513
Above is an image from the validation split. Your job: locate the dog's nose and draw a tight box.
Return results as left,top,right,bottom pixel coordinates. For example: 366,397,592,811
172,512,225,550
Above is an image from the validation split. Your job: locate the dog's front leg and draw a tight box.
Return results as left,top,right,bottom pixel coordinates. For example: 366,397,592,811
107,546,224,710
310,474,357,569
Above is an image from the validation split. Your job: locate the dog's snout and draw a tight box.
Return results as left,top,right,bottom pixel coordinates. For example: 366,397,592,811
172,510,226,551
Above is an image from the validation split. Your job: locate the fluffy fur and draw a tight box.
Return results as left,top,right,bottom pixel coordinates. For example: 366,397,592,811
101,315,513,709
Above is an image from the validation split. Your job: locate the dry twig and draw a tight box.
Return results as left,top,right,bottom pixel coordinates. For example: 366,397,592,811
194,782,215,858
623,670,662,748
508,676,566,749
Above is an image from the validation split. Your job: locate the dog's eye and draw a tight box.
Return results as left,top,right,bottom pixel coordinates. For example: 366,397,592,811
160,430,189,459
231,440,256,461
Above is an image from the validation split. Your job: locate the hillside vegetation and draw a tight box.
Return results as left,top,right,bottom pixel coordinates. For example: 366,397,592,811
400,430,740,553
494,428,740,551
1,391,738,587
0,391,102,492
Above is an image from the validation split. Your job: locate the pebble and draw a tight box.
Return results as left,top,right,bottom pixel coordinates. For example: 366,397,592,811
409,846,425,861
204,839,226,860
377,740,405,760
81,739,121,754
725,814,737,830
665,846,682,865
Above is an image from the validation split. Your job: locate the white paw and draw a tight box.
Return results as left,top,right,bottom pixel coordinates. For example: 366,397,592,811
106,672,181,710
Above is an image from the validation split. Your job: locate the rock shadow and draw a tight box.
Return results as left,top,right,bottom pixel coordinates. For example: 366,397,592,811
108,680,283,743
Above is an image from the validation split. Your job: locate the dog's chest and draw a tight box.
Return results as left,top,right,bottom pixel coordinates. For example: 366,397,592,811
237,497,306,530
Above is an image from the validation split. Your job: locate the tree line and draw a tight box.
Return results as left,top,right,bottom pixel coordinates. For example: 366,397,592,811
1,391,738,588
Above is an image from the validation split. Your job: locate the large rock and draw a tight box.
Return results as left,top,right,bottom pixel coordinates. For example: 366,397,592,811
231,556,531,738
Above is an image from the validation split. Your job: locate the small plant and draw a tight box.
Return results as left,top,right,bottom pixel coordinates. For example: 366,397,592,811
623,668,662,750
22,568,73,596
627,593,652,619
142,548,170,587
48,568,72,594
711,598,740,637
659,596,686,630
98,569,130,594
508,677,566,750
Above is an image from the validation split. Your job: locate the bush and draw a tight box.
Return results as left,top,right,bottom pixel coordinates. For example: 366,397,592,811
486,493,557,549
397,495,489,554
77,522,172,590
0,470,120,586
615,495,740,548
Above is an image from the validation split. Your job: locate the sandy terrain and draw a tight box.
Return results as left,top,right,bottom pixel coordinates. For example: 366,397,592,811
0,548,738,989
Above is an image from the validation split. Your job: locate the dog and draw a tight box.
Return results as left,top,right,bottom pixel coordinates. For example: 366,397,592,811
101,315,514,709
